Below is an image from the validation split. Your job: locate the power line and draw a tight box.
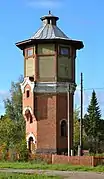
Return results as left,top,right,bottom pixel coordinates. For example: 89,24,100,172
84,87,104,91
76,87,104,91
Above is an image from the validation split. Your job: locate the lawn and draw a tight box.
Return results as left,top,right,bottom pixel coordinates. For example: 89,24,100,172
0,173,60,179
0,162,104,172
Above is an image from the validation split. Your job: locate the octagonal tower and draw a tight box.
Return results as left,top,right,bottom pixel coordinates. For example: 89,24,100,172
16,11,84,154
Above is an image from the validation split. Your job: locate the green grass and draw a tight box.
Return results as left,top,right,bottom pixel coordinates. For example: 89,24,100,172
0,173,60,179
0,162,104,172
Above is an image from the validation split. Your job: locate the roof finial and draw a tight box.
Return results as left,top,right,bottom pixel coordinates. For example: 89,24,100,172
49,10,51,14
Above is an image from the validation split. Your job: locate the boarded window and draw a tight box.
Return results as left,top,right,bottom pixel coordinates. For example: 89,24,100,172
58,57,72,79
26,58,34,77
38,44,55,54
38,56,55,78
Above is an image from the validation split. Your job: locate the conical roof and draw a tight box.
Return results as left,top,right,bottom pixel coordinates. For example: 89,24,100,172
31,11,70,40
16,11,84,50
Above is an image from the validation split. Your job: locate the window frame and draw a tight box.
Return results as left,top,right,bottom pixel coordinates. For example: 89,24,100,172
25,47,34,57
30,115,33,124
60,120,67,137
59,46,70,57
26,90,30,98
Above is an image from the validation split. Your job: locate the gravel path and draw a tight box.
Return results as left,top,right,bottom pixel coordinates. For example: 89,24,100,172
0,169,104,179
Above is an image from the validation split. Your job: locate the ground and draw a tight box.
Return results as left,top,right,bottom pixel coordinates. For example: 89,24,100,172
0,169,104,179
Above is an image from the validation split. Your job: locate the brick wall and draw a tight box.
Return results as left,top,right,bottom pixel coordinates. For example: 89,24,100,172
28,154,104,166
52,155,94,166
93,156,104,166
0,151,104,166
36,94,57,152
29,153,52,164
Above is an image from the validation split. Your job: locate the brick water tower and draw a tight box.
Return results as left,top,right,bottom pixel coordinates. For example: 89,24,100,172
16,11,84,154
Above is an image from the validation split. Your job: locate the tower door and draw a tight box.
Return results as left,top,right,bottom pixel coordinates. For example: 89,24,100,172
28,137,33,152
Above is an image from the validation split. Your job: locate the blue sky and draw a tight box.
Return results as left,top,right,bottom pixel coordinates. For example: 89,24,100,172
0,0,104,116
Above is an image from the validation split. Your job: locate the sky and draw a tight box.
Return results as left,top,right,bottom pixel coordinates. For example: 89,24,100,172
0,0,104,117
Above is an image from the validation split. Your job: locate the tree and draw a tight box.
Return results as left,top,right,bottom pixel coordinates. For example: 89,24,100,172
0,76,28,160
83,90,101,153
0,117,15,148
0,116,28,160
74,109,87,152
4,75,23,121
74,109,80,150
4,75,25,138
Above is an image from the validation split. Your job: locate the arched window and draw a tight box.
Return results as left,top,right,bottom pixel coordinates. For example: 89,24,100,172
61,120,67,137
25,109,33,123
25,109,30,121
26,90,30,98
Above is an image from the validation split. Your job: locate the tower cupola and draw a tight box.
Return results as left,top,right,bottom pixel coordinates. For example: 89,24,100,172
40,10,59,26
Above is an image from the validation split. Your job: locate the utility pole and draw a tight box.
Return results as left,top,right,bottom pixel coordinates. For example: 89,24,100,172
80,72,83,156
68,84,71,156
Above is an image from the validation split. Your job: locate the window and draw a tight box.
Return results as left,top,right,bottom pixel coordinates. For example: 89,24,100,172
30,115,33,123
25,109,33,123
61,120,67,137
60,47,70,56
26,90,30,98
27,48,33,57
25,109,30,121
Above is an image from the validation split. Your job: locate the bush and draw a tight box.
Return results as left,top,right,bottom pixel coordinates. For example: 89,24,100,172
18,140,29,162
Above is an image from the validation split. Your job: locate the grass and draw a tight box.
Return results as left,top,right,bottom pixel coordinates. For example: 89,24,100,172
0,173,60,179
0,162,104,172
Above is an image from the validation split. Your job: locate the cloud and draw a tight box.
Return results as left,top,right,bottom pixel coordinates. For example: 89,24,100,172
27,0,62,9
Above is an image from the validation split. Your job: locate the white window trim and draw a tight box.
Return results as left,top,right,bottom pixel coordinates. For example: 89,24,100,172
23,106,33,115
26,133,36,148
20,77,34,93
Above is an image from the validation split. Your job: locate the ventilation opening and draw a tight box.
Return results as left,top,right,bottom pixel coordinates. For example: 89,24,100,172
48,19,50,24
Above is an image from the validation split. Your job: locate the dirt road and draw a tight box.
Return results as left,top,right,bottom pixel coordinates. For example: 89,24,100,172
0,169,104,179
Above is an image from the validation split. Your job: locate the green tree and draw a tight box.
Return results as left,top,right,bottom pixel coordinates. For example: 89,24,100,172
0,115,26,149
0,76,28,161
4,75,23,121
0,117,14,148
74,109,80,150
74,109,87,153
4,75,25,138
83,90,101,153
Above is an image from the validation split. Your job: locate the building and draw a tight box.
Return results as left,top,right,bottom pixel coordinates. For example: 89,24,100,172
16,11,84,154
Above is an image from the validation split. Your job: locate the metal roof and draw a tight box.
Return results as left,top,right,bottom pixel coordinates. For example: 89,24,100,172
31,11,70,40
16,11,84,50
31,24,70,40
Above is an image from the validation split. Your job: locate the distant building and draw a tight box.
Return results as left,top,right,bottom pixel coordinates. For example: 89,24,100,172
16,11,84,154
